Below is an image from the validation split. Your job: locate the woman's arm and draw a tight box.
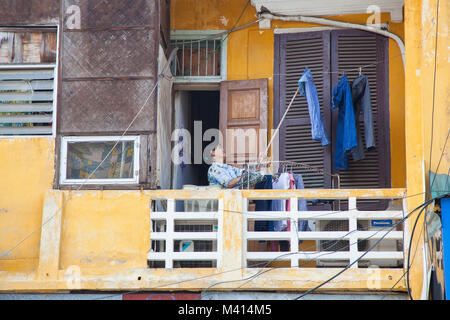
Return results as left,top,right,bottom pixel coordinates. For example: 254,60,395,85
226,176,241,188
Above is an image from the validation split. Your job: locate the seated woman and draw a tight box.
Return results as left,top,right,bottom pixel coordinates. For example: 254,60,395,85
207,145,263,189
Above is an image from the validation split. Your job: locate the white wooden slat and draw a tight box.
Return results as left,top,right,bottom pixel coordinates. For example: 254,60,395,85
0,69,54,80
148,252,218,261
0,91,53,101
246,231,403,241
0,126,52,135
164,199,175,268
216,198,224,268
151,212,219,220
0,115,52,124
0,67,55,136
0,103,53,113
0,80,54,91
0,64,56,69
244,210,404,220
246,251,403,261
151,232,218,241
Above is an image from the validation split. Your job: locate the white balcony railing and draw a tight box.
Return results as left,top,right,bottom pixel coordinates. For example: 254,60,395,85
148,189,406,271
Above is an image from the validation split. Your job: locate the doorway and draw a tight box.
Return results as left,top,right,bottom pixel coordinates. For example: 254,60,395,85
172,90,220,190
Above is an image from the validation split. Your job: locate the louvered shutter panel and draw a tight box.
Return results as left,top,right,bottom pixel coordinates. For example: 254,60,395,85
0,66,55,135
331,30,390,209
275,31,332,189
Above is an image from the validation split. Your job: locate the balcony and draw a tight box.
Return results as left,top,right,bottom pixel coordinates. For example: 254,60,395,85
147,188,407,292
0,188,407,293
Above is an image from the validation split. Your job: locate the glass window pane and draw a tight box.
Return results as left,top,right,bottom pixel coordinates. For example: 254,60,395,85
66,140,135,180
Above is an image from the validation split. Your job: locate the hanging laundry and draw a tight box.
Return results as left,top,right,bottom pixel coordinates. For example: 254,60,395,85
350,74,376,162
278,173,295,252
331,74,358,170
272,172,290,231
298,68,331,146
271,172,291,252
293,173,311,233
253,175,273,232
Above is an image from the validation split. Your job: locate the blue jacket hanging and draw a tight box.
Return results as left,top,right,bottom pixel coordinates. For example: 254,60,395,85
332,74,358,170
350,74,376,162
298,68,331,146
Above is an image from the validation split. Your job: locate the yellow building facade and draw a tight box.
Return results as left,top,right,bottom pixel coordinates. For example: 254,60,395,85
0,0,448,299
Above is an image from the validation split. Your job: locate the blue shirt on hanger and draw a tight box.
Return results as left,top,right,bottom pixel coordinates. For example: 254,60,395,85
298,68,331,146
332,74,358,170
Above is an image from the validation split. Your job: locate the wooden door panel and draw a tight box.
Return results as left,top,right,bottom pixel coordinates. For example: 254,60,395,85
220,79,268,164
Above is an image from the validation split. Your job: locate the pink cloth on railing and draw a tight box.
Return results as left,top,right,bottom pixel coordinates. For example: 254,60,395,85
269,173,296,251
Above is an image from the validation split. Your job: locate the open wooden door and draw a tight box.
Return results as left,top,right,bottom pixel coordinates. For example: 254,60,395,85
219,79,268,164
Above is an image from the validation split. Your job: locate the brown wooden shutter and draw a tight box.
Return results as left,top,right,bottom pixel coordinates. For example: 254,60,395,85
274,31,332,189
275,30,391,210
331,32,390,184
219,79,268,164
331,30,390,209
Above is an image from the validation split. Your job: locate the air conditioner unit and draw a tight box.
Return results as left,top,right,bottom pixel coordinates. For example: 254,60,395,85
364,219,402,268
316,219,401,268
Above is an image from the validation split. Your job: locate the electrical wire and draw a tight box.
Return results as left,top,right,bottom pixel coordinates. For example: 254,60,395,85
96,218,393,300
201,222,396,297
405,199,435,299
426,0,440,201
2,1,446,299
90,190,448,300
380,213,427,299
429,129,449,196
293,196,444,300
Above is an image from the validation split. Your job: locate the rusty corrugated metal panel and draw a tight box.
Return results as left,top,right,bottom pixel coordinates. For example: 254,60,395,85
62,0,157,30
0,0,60,25
57,0,160,188
59,79,156,134
61,29,156,78
59,0,159,134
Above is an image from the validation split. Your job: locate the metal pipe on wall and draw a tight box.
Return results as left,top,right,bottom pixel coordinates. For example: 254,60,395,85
259,12,405,72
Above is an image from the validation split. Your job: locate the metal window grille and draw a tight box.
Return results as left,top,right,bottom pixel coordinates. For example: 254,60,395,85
170,38,222,77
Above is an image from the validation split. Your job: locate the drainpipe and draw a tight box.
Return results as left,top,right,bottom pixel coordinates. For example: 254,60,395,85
259,12,405,72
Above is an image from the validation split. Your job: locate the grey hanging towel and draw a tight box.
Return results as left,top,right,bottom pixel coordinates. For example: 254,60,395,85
350,74,376,162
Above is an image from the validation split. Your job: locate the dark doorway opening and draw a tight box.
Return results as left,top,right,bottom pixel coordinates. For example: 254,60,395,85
172,90,220,189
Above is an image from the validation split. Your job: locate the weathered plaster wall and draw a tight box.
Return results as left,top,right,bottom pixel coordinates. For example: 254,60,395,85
404,0,449,300
0,138,55,272
0,138,151,274
59,191,150,271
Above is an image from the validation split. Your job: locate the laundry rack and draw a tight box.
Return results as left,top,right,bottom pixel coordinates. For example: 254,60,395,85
236,160,340,190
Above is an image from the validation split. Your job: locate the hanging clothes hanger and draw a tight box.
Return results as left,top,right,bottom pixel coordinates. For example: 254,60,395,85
359,67,362,76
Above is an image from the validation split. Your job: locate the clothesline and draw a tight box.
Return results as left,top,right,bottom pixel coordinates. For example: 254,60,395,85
239,160,341,189
260,58,377,166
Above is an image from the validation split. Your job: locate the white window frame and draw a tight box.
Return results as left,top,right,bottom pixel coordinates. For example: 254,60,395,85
170,30,227,83
60,136,140,185
0,24,59,138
